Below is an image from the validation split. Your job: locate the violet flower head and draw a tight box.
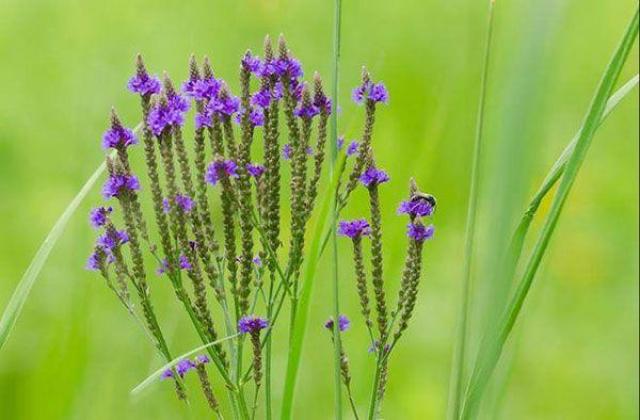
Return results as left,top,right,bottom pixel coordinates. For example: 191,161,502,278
238,316,269,334
359,167,390,187
252,255,262,267
257,59,278,78
346,140,359,157
337,136,345,150
282,143,292,160
352,80,389,105
97,229,129,251
189,77,221,101
294,102,320,119
89,206,112,229
205,159,239,185
324,315,350,332
242,51,262,73
86,250,103,271
246,163,266,178
338,219,372,239
102,174,140,199
276,57,303,79
314,92,332,114
162,194,194,214
156,254,191,275
195,110,213,129
398,200,434,218
407,223,435,242
251,87,272,108
195,354,210,365
147,103,172,136
234,106,265,126
102,124,137,150
207,94,240,117
175,359,196,377
128,71,161,96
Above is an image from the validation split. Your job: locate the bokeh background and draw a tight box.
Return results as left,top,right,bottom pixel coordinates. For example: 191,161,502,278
0,0,638,418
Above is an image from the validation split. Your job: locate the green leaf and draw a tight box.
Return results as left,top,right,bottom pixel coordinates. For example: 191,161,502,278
459,8,639,418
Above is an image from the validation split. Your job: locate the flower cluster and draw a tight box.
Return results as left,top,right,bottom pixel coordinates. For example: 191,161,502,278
86,36,428,418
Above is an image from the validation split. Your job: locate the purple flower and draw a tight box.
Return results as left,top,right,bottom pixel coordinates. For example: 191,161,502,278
234,106,265,126
176,359,196,376
282,143,292,160
157,254,191,275
195,110,213,129
338,219,371,238
337,136,345,150
205,160,239,185
368,340,391,354
251,88,272,108
294,103,320,119
188,77,221,101
86,250,103,271
247,163,266,178
252,255,262,267
238,316,268,334
162,194,194,214
97,229,129,251
397,200,434,218
147,103,172,136
242,51,262,73
258,59,278,78
207,94,240,117
195,354,210,365
128,72,161,96
407,223,435,242
346,141,359,157
102,125,137,150
179,254,192,270
276,57,303,79
160,369,174,380
352,80,389,105
324,315,350,332
314,93,332,114
102,174,140,199
359,167,390,187
89,206,112,229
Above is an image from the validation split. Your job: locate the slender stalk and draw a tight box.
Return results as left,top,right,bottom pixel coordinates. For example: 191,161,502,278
330,0,344,419
460,8,639,418
447,1,496,418
367,357,383,420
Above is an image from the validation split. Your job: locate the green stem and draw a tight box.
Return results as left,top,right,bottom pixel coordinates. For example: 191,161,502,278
367,357,383,420
447,1,496,418
330,0,344,418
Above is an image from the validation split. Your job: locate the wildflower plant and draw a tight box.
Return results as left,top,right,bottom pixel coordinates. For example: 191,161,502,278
86,35,435,419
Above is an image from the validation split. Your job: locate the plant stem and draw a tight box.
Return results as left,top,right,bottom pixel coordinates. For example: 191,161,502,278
331,0,344,418
367,357,383,420
459,7,639,418
447,1,496,418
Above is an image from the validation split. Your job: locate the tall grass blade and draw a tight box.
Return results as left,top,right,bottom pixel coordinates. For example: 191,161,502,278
447,1,496,418
460,8,639,418
0,156,111,351
330,0,344,419
130,334,239,397
280,155,346,420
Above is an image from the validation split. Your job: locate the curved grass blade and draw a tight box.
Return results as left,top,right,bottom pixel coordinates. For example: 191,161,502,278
0,154,112,351
447,1,497,418
131,333,239,397
460,8,639,418
502,74,638,286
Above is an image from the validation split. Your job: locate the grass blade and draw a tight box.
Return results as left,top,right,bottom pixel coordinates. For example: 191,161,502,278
0,156,110,351
447,1,496,418
460,8,639,418
130,334,239,397
280,155,346,420
330,0,344,419
503,74,638,285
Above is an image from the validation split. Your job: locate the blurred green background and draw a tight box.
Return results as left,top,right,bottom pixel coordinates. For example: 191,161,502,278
0,0,638,418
